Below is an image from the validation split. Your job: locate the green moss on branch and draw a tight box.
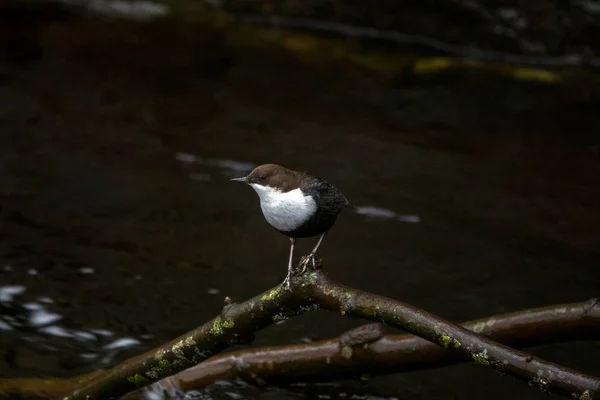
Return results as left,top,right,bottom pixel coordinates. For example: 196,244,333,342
61,271,599,400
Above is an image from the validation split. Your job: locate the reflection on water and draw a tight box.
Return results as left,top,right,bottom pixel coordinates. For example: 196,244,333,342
175,152,256,177
354,206,421,224
0,282,146,368
60,0,168,20
0,285,25,302
104,337,142,350
143,379,402,400
25,302,62,327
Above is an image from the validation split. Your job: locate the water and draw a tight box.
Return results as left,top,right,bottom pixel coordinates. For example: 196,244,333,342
0,3,599,399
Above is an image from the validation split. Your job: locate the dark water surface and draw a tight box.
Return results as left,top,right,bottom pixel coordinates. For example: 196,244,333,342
1,7,599,400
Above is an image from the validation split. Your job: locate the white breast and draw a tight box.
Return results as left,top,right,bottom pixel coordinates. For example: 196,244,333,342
249,184,316,232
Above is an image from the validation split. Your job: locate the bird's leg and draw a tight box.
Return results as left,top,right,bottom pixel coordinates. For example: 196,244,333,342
282,238,296,289
300,233,326,273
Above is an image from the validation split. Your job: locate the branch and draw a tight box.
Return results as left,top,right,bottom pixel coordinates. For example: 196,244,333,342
47,269,600,399
159,299,600,391
63,283,313,400
307,273,599,398
3,300,597,399
3,299,598,399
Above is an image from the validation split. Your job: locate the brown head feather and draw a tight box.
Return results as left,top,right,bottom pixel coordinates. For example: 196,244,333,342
245,164,306,192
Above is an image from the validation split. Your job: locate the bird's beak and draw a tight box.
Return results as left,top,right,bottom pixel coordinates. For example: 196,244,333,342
230,177,248,183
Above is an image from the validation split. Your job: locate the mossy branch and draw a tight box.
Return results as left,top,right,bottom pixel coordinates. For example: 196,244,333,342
309,274,599,398
5,266,596,400
152,299,600,392
63,279,313,400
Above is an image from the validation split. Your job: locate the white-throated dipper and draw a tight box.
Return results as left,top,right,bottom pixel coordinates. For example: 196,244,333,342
231,164,348,287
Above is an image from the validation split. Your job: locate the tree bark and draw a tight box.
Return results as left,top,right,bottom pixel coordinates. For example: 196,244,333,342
160,299,600,391
2,299,598,399
57,269,599,400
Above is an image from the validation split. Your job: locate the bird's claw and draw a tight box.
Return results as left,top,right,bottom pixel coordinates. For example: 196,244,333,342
282,275,293,292
300,253,317,273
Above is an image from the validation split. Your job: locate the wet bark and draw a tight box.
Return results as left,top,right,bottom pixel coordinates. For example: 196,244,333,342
163,300,600,391
1,268,598,400
62,267,600,399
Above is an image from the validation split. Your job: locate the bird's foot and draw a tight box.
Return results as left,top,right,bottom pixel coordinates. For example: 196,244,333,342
299,253,318,273
282,274,293,292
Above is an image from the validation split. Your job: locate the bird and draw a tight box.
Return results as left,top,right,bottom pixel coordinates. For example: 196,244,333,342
230,164,349,287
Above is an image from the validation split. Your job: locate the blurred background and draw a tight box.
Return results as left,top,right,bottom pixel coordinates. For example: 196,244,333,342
0,1,599,399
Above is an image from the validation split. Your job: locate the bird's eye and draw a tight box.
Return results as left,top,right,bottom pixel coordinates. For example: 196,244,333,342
258,174,267,181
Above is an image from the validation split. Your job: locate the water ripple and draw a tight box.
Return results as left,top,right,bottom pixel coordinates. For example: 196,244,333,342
103,337,142,350
355,206,421,224
0,285,26,302
0,283,146,366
